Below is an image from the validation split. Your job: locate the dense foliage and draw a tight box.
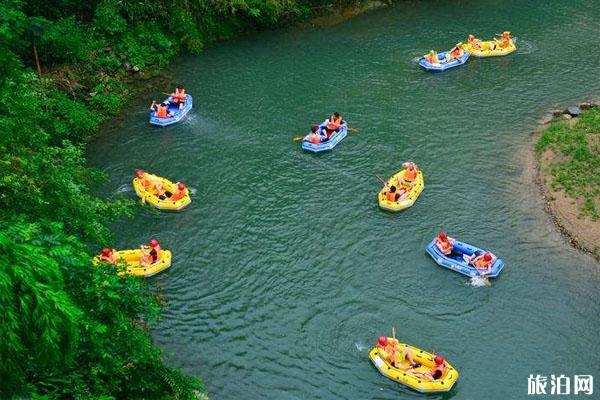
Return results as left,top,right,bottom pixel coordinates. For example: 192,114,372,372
0,0,366,397
536,108,600,220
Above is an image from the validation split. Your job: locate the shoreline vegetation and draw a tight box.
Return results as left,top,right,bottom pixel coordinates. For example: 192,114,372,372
0,0,390,398
534,102,600,260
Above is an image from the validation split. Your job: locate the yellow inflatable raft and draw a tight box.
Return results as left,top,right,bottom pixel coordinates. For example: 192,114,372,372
461,39,516,57
133,173,191,211
378,169,424,212
369,339,459,393
95,249,172,277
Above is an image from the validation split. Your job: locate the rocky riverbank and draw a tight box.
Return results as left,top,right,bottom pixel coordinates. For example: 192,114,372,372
534,100,600,260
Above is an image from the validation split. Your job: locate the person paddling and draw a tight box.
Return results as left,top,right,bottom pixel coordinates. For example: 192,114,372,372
169,85,187,109
424,50,439,64
169,183,188,202
306,124,323,144
135,169,155,190
98,248,118,264
150,101,172,119
467,34,482,50
140,239,161,267
411,355,446,381
397,162,419,187
325,112,343,137
496,31,513,48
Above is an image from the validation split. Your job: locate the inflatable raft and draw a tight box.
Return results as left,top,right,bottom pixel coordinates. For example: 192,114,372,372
425,236,505,278
302,120,348,153
461,40,516,57
133,173,191,211
369,339,459,393
149,94,193,126
95,249,172,277
378,169,424,212
418,51,470,72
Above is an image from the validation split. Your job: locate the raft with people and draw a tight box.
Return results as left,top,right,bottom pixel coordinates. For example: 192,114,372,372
369,334,459,393
419,44,470,72
95,240,172,277
425,231,505,278
149,86,193,126
461,32,517,57
302,112,348,152
133,169,191,211
377,162,424,211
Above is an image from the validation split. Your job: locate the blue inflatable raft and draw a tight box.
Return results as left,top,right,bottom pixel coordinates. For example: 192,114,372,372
418,51,470,72
149,94,193,127
301,120,348,153
425,237,504,278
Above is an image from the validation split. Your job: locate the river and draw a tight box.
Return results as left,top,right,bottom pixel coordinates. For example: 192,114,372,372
88,0,600,398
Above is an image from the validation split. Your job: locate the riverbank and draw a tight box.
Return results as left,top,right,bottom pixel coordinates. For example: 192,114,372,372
0,1,392,397
533,101,600,260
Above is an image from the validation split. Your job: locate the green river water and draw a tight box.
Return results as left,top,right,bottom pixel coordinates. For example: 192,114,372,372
89,0,600,398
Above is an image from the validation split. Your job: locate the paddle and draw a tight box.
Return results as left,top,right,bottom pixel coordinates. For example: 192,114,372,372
292,135,305,142
348,127,358,133
375,175,389,187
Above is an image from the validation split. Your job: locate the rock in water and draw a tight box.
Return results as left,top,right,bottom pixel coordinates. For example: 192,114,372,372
560,113,572,120
567,106,582,116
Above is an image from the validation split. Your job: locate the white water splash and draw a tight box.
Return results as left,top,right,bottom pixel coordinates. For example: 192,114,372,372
354,342,367,352
515,39,535,55
188,187,198,195
469,275,491,287
117,184,131,193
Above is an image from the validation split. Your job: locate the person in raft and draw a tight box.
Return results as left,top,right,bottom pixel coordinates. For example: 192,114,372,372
384,185,408,203
135,169,158,191
169,85,187,109
325,112,343,137
150,101,172,119
411,355,446,381
467,252,494,269
154,182,173,200
445,43,464,61
467,34,482,50
435,231,454,255
376,337,419,370
496,31,513,48
397,162,419,187
306,124,324,144
169,183,188,202
424,50,440,64
98,247,118,264
140,239,161,267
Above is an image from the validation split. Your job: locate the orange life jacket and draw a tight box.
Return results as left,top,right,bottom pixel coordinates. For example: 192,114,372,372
386,191,397,202
474,257,492,269
174,88,186,102
425,53,438,63
405,168,417,181
436,238,452,254
157,105,168,118
140,176,153,189
170,189,186,202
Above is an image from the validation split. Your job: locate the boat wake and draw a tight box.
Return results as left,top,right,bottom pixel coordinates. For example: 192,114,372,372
354,341,367,352
468,275,491,287
516,39,535,55
117,184,131,193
